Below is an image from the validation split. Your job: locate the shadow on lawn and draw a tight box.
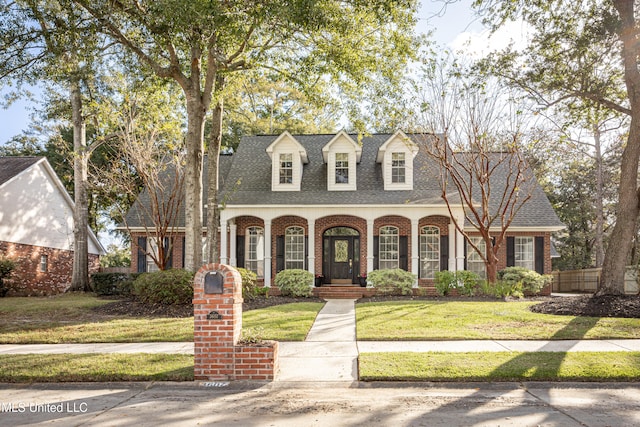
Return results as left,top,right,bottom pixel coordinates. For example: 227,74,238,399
398,314,603,426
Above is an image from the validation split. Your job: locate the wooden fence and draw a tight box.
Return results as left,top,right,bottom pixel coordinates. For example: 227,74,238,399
552,267,639,294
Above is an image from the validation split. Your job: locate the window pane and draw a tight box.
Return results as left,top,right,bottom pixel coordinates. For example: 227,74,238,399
392,152,406,183
420,226,440,278
285,226,305,270
335,153,349,183
246,227,264,277
279,153,293,184
379,226,399,269
466,237,486,279
515,237,534,270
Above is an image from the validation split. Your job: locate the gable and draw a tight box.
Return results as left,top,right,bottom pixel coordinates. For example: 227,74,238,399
0,158,104,254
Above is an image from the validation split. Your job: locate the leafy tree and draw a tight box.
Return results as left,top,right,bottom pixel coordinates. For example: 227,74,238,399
472,0,639,295
72,0,420,271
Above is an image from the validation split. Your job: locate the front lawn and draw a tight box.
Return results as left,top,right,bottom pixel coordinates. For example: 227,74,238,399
0,354,193,382
0,294,323,343
359,351,640,381
356,300,640,340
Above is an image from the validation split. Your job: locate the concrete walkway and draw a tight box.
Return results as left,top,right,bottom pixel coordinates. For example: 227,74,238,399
3,298,640,383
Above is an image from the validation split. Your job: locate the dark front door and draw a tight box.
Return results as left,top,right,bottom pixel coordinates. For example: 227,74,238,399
331,237,353,283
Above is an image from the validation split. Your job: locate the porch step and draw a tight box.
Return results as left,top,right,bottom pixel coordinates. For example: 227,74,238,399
313,285,375,299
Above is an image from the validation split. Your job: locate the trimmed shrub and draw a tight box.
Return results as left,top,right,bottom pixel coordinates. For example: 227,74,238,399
498,266,548,295
133,269,194,305
91,272,133,296
367,268,415,296
237,267,259,300
434,270,481,296
434,271,456,296
274,269,314,297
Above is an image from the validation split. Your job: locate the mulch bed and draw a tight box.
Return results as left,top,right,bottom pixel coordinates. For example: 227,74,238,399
93,294,640,319
530,294,640,318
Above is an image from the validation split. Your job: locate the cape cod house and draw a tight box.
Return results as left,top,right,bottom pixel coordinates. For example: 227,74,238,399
0,157,104,295
126,131,563,294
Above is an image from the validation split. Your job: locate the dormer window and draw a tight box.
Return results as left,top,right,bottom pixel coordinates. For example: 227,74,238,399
377,131,418,191
335,153,349,184
279,153,293,184
266,131,308,191
391,152,405,183
322,131,360,191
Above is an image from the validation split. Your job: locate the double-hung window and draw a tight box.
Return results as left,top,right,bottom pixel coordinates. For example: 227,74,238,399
391,152,406,183
279,153,293,184
466,237,486,279
515,237,534,270
420,226,440,278
246,227,265,277
335,153,349,184
379,226,399,269
285,226,305,270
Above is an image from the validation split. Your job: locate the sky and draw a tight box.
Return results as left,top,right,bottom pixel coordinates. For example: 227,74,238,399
0,1,498,146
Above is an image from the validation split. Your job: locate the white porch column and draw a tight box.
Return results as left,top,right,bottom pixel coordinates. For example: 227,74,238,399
411,219,419,287
448,222,457,271
263,219,272,287
229,220,237,267
307,219,315,275
220,215,229,265
456,228,465,271
367,219,375,272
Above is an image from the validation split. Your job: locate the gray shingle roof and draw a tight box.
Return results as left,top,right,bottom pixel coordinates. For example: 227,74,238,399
0,157,42,186
124,133,564,229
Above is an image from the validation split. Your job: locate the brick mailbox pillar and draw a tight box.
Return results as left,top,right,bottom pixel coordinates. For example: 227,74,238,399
193,263,278,381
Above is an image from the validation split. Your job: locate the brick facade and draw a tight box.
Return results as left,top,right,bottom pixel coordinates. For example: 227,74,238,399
0,241,100,296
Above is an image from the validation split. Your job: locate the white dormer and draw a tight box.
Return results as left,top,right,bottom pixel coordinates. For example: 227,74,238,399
322,131,361,191
377,131,418,191
266,131,308,191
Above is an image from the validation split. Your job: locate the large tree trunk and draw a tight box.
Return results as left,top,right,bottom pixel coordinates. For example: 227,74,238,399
69,77,89,292
182,93,206,272
599,0,640,295
207,98,224,265
593,126,605,268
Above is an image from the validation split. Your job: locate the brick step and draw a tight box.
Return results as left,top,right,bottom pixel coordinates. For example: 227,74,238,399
313,286,375,299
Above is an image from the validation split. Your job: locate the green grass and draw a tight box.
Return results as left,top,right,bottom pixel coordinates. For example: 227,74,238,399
243,302,324,341
0,354,193,382
356,300,640,340
0,294,322,343
359,352,640,381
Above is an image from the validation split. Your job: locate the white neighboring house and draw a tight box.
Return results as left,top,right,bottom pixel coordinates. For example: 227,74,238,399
0,157,105,296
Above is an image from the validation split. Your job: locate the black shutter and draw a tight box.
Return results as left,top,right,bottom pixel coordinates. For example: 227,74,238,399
440,235,449,272
535,236,545,274
164,237,173,269
304,236,309,270
236,235,245,268
276,235,285,272
506,237,515,267
373,236,379,270
399,236,408,271
137,236,147,273
181,236,186,269
463,238,467,270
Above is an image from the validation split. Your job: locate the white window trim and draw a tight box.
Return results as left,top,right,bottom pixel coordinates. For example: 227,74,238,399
515,236,535,270
246,227,265,278
466,237,486,279
379,226,399,270
285,226,305,270
420,226,440,279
